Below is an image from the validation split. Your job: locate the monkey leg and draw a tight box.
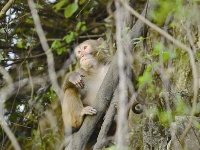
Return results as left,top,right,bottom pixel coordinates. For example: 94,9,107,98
62,88,84,132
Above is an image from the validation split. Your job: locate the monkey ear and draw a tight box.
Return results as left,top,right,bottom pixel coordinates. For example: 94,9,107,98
97,37,104,43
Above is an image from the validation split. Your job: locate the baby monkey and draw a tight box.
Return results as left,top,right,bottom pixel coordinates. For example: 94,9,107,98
62,38,111,134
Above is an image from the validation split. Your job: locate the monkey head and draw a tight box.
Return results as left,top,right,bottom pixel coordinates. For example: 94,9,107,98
75,42,99,71
79,54,98,71
75,42,93,59
74,38,111,71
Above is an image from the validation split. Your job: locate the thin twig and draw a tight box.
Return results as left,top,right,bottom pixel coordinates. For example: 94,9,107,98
28,0,64,101
0,0,15,19
0,66,21,150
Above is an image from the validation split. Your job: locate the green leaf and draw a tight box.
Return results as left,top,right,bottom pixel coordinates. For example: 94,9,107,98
81,25,87,31
51,40,66,55
159,111,169,125
32,130,37,136
195,123,200,131
152,1,176,25
79,0,86,5
76,21,87,31
53,0,68,11
63,32,75,43
64,3,78,18
51,40,61,49
153,42,163,54
76,22,82,30
137,65,152,87
35,3,43,9
132,36,145,45
162,51,170,62
0,39,6,42
16,40,24,48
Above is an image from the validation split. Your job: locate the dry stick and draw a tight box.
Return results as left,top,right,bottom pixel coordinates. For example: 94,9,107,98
115,0,130,148
0,0,15,19
0,66,21,150
28,0,64,101
119,0,199,142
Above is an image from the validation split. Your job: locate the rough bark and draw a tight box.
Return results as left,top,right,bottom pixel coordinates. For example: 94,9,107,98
170,116,200,150
93,87,118,150
143,117,169,150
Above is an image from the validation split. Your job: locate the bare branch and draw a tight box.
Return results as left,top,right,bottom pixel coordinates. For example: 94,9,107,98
0,0,15,19
28,0,64,101
115,0,131,148
0,66,21,150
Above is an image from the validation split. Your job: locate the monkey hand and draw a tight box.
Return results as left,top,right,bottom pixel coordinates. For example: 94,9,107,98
81,106,97,116
68,72,85,89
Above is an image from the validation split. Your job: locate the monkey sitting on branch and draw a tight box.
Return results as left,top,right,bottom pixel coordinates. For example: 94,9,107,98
62,38,143,138
62,38,112,135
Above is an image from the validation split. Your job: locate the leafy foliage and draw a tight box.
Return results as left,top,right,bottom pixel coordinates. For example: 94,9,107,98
1,0,200,149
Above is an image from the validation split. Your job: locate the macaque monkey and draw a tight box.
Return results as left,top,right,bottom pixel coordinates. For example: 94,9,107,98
62,38,111,134
62,38,143,136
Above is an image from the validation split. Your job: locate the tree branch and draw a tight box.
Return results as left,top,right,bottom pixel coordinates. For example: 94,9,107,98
28,0,64,101
0,0,15,19
0,66,21,150
93,87,118,150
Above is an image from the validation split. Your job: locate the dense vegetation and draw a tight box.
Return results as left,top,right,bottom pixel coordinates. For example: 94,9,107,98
1,0,200,149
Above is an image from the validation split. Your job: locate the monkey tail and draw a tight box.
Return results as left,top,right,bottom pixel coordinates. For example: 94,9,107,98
131,101,143,114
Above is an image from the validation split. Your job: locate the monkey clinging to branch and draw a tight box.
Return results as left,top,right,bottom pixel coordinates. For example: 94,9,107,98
62,38,112,135
62,38,143,137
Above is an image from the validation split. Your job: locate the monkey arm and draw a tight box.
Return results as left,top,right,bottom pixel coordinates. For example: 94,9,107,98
62,70,85,91
62,73,76,91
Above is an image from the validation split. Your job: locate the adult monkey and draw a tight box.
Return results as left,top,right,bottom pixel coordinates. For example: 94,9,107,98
62,38,143,135
62,38,112,135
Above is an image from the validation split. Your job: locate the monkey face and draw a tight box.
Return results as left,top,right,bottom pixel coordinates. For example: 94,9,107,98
80,54,98,70
75,43,93,59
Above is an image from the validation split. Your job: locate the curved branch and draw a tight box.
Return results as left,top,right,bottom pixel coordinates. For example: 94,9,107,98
0,0,15,19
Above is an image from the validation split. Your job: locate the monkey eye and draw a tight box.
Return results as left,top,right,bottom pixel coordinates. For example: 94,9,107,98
83,46,87,50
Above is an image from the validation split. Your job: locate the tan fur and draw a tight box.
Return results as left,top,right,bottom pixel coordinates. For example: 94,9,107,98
62,38,111,134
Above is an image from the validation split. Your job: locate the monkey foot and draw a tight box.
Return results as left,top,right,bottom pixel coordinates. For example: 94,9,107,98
81,106,97,116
